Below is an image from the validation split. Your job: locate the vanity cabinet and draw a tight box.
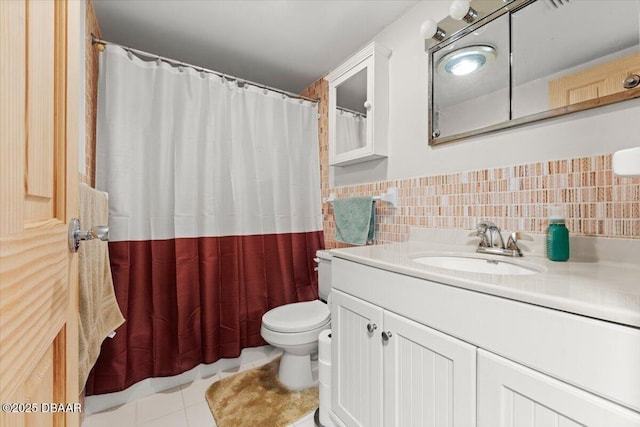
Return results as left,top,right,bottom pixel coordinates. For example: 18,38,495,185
331,291,383,427
478,350,640,427
331,257,640,427
332,290,476,427
325,42,390,166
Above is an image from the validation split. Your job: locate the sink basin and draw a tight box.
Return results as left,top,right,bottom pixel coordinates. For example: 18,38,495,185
412,255,542,275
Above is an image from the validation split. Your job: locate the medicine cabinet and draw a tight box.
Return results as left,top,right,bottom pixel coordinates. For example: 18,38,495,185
427,0,640,146
325,41,391,166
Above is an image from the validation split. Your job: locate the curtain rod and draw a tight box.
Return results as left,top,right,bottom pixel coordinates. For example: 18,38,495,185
91,35,319,104
337,106,367,117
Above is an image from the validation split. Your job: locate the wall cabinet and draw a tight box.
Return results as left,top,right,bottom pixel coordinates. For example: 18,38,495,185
325,42,390,166
331,290,477,427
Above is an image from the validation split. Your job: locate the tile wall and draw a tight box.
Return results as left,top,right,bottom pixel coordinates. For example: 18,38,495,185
301,78,640,248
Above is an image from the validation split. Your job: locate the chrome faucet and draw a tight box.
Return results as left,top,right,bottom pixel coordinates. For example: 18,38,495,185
470,221,532,257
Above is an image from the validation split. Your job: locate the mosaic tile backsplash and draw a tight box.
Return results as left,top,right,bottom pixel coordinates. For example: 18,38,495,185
301,80,640,249
324,155,639,248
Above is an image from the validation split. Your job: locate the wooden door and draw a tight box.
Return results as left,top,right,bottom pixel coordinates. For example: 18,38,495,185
1,1,80,426
331,290,384,427
478,350,640,427
549,53,640,109
383,311,476,427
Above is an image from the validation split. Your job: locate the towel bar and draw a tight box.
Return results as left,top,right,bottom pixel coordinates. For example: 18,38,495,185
323,187,398,208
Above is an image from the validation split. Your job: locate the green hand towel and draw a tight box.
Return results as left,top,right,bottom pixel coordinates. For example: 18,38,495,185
333,197,375,245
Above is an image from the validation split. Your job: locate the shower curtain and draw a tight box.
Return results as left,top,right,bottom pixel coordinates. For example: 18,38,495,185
86,46,323,395
335,111,366,153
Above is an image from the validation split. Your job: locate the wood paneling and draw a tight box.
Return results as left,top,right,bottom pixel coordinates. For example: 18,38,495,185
83,0,102,187
64,1,81,421
0,0,26,236
0,222,67,401
0,0,80,425
26,0,55,200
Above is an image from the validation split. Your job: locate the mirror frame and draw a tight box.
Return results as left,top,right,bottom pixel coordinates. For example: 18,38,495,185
427,0,640,146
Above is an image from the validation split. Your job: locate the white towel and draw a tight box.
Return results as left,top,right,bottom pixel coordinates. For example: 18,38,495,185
78,183,125,390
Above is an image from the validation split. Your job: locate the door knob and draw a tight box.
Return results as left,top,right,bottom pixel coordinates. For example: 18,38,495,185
366,323,377,333
381,331,392,342
68,218,109,253
623,74,640,89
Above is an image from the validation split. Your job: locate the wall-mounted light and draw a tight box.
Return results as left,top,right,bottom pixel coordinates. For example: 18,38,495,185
450,0,478,23
436,45,496,76
420,19,446,41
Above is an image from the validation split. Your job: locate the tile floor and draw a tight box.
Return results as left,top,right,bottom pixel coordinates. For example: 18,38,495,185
81,350,317,427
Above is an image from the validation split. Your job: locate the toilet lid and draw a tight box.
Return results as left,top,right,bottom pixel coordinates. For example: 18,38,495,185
262,300,330,333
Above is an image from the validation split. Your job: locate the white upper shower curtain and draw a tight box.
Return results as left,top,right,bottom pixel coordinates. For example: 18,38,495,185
335,110,366,153
88,45,323,395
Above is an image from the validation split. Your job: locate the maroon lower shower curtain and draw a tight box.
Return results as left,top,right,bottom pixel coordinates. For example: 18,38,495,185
86,45,323,395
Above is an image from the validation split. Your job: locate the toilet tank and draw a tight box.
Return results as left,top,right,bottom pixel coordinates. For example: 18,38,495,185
316,250,332,301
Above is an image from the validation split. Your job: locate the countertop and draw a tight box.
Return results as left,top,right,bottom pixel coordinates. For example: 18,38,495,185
329,228,640,328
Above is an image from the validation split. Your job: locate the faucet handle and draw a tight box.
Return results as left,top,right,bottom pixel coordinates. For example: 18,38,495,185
469,228,490,247
506,231,533,250
514,231,533,241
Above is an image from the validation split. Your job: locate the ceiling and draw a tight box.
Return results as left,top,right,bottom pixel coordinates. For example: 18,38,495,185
92,0,418,94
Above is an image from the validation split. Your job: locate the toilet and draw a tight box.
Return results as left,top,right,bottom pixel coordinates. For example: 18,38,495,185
260,250,332,391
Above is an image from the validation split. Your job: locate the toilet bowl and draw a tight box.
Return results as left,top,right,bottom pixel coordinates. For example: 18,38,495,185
260,250,332,391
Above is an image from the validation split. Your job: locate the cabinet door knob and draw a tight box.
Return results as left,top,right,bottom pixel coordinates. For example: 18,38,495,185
364,101,372,111
366,323,377,333
381,331,392,342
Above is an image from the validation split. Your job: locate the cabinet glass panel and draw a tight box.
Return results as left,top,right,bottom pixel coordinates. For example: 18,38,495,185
335,68,367,155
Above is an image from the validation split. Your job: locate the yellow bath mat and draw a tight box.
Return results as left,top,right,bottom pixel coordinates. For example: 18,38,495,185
205,357,318,427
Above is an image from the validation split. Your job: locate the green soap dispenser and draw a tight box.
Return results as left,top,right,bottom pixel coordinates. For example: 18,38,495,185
546,205,570,261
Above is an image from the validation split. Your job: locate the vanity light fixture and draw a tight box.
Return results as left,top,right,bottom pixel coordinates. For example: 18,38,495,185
420,19,446,41
450,0,478,23
436,45,496,76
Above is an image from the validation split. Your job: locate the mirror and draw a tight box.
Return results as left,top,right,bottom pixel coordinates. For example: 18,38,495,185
432,13,509,138
428,0,640,146
335,68,367,155
512,0,640,118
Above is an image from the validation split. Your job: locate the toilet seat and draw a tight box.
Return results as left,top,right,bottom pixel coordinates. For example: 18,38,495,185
262,300,330,333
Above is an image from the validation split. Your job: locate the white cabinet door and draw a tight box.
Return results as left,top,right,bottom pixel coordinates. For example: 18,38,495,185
325,41,391,166
383,311,477,427
478,349,640,427
332,290,384,427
